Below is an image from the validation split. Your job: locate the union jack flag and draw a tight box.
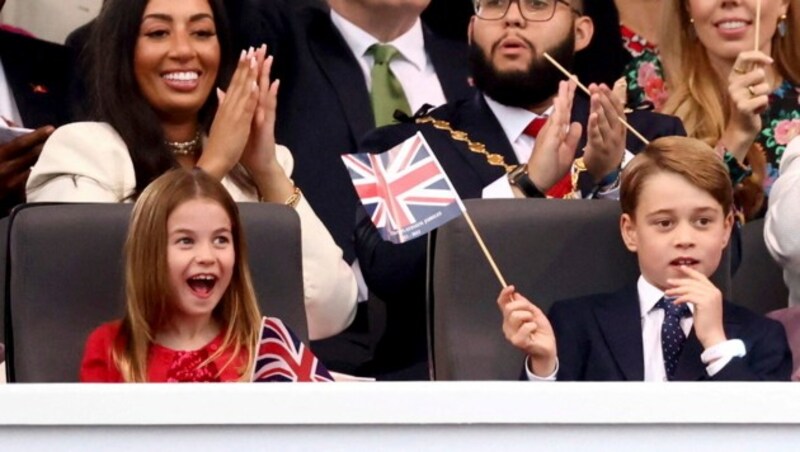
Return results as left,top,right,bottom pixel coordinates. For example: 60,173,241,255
251,317,333,383
342,131,465,244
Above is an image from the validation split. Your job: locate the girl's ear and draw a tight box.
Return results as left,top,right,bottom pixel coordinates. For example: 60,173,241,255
620,213,638,252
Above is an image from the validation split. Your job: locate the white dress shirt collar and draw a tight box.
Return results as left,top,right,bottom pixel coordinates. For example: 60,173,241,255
483,94,553,145
0,57,23,127
637,275,695,319
329,9,426,72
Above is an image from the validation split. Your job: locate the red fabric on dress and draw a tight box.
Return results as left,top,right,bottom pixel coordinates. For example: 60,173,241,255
79,321,245,382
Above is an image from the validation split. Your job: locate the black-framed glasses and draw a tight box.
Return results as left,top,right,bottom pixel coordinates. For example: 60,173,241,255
474,0,582,22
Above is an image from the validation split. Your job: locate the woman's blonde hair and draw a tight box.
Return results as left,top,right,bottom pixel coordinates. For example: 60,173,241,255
659,0,799,216
113,168,262,382
660,0,799,141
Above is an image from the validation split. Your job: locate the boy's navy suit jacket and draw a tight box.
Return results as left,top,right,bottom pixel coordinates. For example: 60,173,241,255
549,283,792,381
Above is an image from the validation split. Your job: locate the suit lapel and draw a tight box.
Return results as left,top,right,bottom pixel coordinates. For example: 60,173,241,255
673,331,705,380
446,94,519,187
305,9,374,143
593,284,645,381
0,31,63,127
674,302,744,380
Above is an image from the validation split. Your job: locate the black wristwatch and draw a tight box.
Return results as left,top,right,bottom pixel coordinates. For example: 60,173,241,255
508,164,545,198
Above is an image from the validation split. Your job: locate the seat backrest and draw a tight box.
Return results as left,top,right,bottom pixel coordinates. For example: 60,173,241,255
429,199,731,380
5,202,305,382
731,218,789,315
0,216,8,366
766,307,800,380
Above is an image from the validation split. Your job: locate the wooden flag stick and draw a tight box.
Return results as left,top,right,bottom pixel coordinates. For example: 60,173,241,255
754,0,762,51
462,209,508,288
543,52,650,146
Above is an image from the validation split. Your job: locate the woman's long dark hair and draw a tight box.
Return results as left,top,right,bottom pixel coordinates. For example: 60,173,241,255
87,0,235,197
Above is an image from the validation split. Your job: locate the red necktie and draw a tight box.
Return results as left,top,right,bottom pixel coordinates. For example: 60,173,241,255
522,116,573,198
523,117,548,138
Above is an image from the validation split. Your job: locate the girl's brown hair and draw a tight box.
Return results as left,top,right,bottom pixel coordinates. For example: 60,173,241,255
113,168,261,382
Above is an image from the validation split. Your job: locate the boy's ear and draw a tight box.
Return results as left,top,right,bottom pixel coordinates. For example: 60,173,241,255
467,16,475,45
720,211,734,248
620,213,638,252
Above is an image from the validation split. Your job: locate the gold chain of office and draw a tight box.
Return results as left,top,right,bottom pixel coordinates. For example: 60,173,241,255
415,115,586,199
415,116,518,173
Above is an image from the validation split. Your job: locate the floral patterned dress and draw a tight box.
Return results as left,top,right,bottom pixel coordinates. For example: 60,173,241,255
620,24,668,111
758,80,800,196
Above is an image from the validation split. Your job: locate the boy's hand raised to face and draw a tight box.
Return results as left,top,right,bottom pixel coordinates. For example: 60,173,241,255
497,285,557,377
665,265,727,350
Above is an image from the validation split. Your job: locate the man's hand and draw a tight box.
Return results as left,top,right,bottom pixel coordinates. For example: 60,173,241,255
497,285,557,377
665,265,727,350
526,80,582,192
0,125,53,205
582,83,626,183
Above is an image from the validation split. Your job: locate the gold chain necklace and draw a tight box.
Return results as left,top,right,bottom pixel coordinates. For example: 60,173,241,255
415,116,517,173
166,131,202,156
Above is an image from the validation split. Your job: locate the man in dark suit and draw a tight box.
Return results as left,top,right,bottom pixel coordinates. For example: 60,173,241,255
353,0,685,379
499,137,791,381
233,0,472,261
231,0,472,377
0,16,73,216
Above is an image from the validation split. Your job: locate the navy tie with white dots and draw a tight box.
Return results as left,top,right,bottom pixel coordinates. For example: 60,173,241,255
656,296,692,380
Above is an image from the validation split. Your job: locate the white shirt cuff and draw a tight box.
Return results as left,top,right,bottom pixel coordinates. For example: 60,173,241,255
524,357,559,381
482,175,515,199
701,339,747,377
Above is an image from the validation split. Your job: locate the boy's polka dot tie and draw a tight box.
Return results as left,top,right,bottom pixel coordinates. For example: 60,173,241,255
656,296,692,380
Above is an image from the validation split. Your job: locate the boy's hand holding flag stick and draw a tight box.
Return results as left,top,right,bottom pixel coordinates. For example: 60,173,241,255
342,132,508,288
543,52,650,146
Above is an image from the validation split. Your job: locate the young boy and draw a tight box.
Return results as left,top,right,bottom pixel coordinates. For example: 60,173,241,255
498,136,792,381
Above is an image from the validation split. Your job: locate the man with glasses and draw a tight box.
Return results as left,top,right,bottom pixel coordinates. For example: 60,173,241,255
351,0,687,379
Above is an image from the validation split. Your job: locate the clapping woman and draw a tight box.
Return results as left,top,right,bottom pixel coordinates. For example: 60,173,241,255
26,0,357,341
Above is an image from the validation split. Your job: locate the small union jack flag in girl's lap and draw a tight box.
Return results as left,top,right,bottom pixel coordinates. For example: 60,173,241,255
251,317,333,382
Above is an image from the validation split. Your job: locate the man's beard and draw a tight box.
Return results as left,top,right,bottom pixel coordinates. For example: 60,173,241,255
469,31,576,109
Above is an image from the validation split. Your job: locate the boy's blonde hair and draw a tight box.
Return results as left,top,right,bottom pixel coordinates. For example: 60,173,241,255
113,168,262,382
621,136,733,217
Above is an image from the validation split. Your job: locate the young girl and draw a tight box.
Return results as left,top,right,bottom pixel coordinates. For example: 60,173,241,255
80,169,330,382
